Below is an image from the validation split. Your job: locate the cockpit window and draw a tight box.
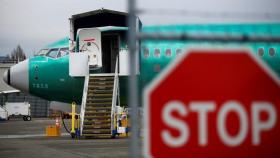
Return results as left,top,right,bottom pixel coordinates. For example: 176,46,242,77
57,48,69,58
36,49,49,56
46,49,59,58
35,48,69,58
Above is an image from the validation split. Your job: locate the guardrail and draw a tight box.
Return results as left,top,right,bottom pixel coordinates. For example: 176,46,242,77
80,75,89,135
111,56,119,134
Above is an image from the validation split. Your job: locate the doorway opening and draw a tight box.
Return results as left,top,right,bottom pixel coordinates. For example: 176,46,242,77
101,35,119,73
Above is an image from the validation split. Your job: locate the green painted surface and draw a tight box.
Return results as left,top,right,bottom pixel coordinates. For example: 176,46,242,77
29,55,84,103
44,37,69,49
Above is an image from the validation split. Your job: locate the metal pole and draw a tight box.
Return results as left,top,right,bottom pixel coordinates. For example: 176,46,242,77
128,0,139,157
71,102,76,138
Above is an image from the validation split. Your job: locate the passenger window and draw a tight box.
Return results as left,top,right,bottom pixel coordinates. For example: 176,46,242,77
258,48,264,57
144,48,149,58
57,48,69,58
154,49,160,58
165,49,172,57
176,49,182,56
46,49,59,58
269,48,276,57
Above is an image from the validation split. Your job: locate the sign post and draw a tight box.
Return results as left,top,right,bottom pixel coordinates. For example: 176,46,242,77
144,49,280,158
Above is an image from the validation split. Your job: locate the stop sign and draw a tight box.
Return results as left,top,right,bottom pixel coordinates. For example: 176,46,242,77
144,49,280,158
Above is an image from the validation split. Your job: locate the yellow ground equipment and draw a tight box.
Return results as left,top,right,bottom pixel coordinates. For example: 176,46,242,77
46,125,61,136
70,102,80,138
114,107,130,138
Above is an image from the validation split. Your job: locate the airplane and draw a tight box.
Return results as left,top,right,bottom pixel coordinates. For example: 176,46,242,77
3,23,280,105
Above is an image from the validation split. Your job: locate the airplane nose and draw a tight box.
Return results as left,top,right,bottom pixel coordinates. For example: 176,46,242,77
5,59,29,92
3,68,10,85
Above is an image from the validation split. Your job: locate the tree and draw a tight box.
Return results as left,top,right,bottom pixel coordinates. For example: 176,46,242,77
10,45,26,61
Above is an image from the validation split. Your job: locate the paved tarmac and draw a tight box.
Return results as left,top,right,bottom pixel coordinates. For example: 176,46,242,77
0,118,130,158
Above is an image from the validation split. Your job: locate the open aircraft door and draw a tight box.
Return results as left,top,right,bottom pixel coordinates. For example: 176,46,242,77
69,28,102,77
77,28,102,69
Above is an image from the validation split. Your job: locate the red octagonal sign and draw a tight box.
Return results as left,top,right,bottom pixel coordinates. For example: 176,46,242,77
144,49,280,158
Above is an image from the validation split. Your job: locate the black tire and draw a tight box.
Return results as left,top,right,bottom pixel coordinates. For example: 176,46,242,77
23,116,27,121
26,116,31,121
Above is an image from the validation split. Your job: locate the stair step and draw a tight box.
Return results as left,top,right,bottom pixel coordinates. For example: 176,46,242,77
86,107,111,110
89,87,113,91
86,109,111,112
90,76,114,79
86,98,112,102
86,102,112,106
89,85,113,89
85,106,112,110
87,93,113,98
84,115,111,119
83,134,112,138
86,106,111,109
84,119,111,124
85,111,111,115
89,81,114,85
85,114,111,118
83,124,111,129
83,120,111,124
88,89,113,94
83,129,111,134
86,107,111,111
83,121,111,125
86,102,112,105
84,121,111,124
91,78,114,82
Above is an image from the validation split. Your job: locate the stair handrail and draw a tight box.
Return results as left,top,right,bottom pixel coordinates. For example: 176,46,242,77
111,56,119,133
80,75,89,135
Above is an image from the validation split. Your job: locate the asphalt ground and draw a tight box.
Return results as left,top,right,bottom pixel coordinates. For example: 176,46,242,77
0,118,129,158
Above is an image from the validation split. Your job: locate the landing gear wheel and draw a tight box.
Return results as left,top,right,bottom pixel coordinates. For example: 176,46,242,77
23,116,27,121
26,116,31,121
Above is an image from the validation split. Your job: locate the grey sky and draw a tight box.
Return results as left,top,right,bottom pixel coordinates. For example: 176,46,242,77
0,0,279,57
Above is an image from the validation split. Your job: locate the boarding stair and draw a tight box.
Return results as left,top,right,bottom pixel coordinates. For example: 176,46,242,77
80,59,119,138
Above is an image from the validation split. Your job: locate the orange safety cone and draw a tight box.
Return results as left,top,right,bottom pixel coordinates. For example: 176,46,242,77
55,117,60,128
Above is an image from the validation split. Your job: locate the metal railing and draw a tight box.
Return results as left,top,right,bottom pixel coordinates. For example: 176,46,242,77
79,75,89,135
111,57,119,134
